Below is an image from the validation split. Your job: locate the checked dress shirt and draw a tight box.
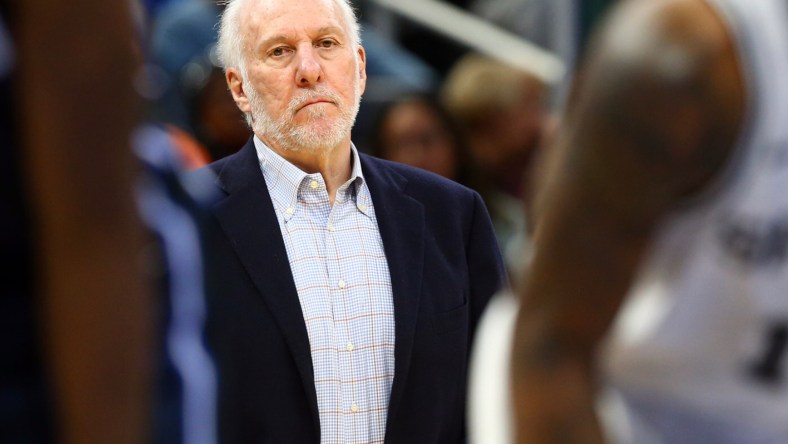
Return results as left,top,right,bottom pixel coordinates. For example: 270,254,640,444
255,137,395,444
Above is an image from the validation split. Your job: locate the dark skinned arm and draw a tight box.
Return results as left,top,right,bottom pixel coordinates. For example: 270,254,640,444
510,0,745,442
17,2,151,443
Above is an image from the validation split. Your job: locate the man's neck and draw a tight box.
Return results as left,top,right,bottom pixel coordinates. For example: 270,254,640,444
261,136,353,206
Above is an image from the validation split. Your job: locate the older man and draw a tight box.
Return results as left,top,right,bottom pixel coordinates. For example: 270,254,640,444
199,0,506,442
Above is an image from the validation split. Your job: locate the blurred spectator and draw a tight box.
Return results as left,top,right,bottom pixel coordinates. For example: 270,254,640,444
468,0,619,109
441,53,549,274
178,47,250,162
148,0,249,167
135,6,222,442
350,24,442,147
149,0,220,131
470,0,577,97
366,94,469,183
133,125,220,444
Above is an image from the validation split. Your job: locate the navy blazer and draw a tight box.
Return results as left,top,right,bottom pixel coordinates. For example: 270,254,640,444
199,139,506,443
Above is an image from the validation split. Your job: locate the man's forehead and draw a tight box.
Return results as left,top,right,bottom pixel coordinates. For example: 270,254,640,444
240,0,350,45
241,0,341,25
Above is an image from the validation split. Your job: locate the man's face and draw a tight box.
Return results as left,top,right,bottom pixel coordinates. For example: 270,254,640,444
231,0,366,153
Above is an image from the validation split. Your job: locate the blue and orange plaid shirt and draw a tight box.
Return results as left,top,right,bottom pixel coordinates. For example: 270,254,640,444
255,137,395,444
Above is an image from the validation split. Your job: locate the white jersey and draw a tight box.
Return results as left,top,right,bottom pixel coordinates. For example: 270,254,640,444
602,0,788,442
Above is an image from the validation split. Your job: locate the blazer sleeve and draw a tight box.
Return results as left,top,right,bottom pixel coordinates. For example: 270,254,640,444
466,191,509,336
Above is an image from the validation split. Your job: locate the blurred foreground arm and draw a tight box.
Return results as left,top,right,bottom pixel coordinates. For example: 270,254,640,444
510,0,745,442
17,1,151,443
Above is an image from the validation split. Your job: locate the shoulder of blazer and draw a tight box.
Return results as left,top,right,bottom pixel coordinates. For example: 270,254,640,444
359,153,478,202
190,138,259,196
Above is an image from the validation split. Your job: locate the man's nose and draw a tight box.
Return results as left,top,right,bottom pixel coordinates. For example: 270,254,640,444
296,46,322,86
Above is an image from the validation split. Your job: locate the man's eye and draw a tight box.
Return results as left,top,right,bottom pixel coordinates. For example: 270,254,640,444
319,40,335,48
271,47,286,56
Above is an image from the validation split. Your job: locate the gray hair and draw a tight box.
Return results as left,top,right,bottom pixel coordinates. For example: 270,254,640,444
216,0,362,74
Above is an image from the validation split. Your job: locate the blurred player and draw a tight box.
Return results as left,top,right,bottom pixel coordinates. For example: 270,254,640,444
509,0,788,442
5,1,151,443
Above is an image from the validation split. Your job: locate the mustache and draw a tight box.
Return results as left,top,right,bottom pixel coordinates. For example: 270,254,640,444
287,86,343,115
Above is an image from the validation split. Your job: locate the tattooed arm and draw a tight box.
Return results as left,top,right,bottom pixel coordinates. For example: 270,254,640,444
510,0,745,442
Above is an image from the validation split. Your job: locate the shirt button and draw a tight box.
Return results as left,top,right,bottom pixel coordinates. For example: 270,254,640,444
285,207,294,215
351,403,359,413
358,204,368,212
346,342,354,352
310,180,319,189
327,223,335,232
338,279,346,289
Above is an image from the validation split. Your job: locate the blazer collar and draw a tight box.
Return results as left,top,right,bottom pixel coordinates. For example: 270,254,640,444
212,139,320,432
359,155,426,429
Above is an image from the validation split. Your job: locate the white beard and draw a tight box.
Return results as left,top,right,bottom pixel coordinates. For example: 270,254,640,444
245,75,361,153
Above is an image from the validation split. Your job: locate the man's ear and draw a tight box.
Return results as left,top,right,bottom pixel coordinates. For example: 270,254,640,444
226,67,251,113
356,45,367,95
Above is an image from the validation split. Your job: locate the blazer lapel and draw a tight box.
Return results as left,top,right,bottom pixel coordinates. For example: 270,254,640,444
361,155,426,427
211,140,319,430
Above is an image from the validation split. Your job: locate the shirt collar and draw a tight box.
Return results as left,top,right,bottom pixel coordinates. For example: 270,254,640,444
253,136,371,218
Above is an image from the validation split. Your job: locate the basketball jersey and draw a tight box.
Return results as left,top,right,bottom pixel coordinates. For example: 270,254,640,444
601,1,788,442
